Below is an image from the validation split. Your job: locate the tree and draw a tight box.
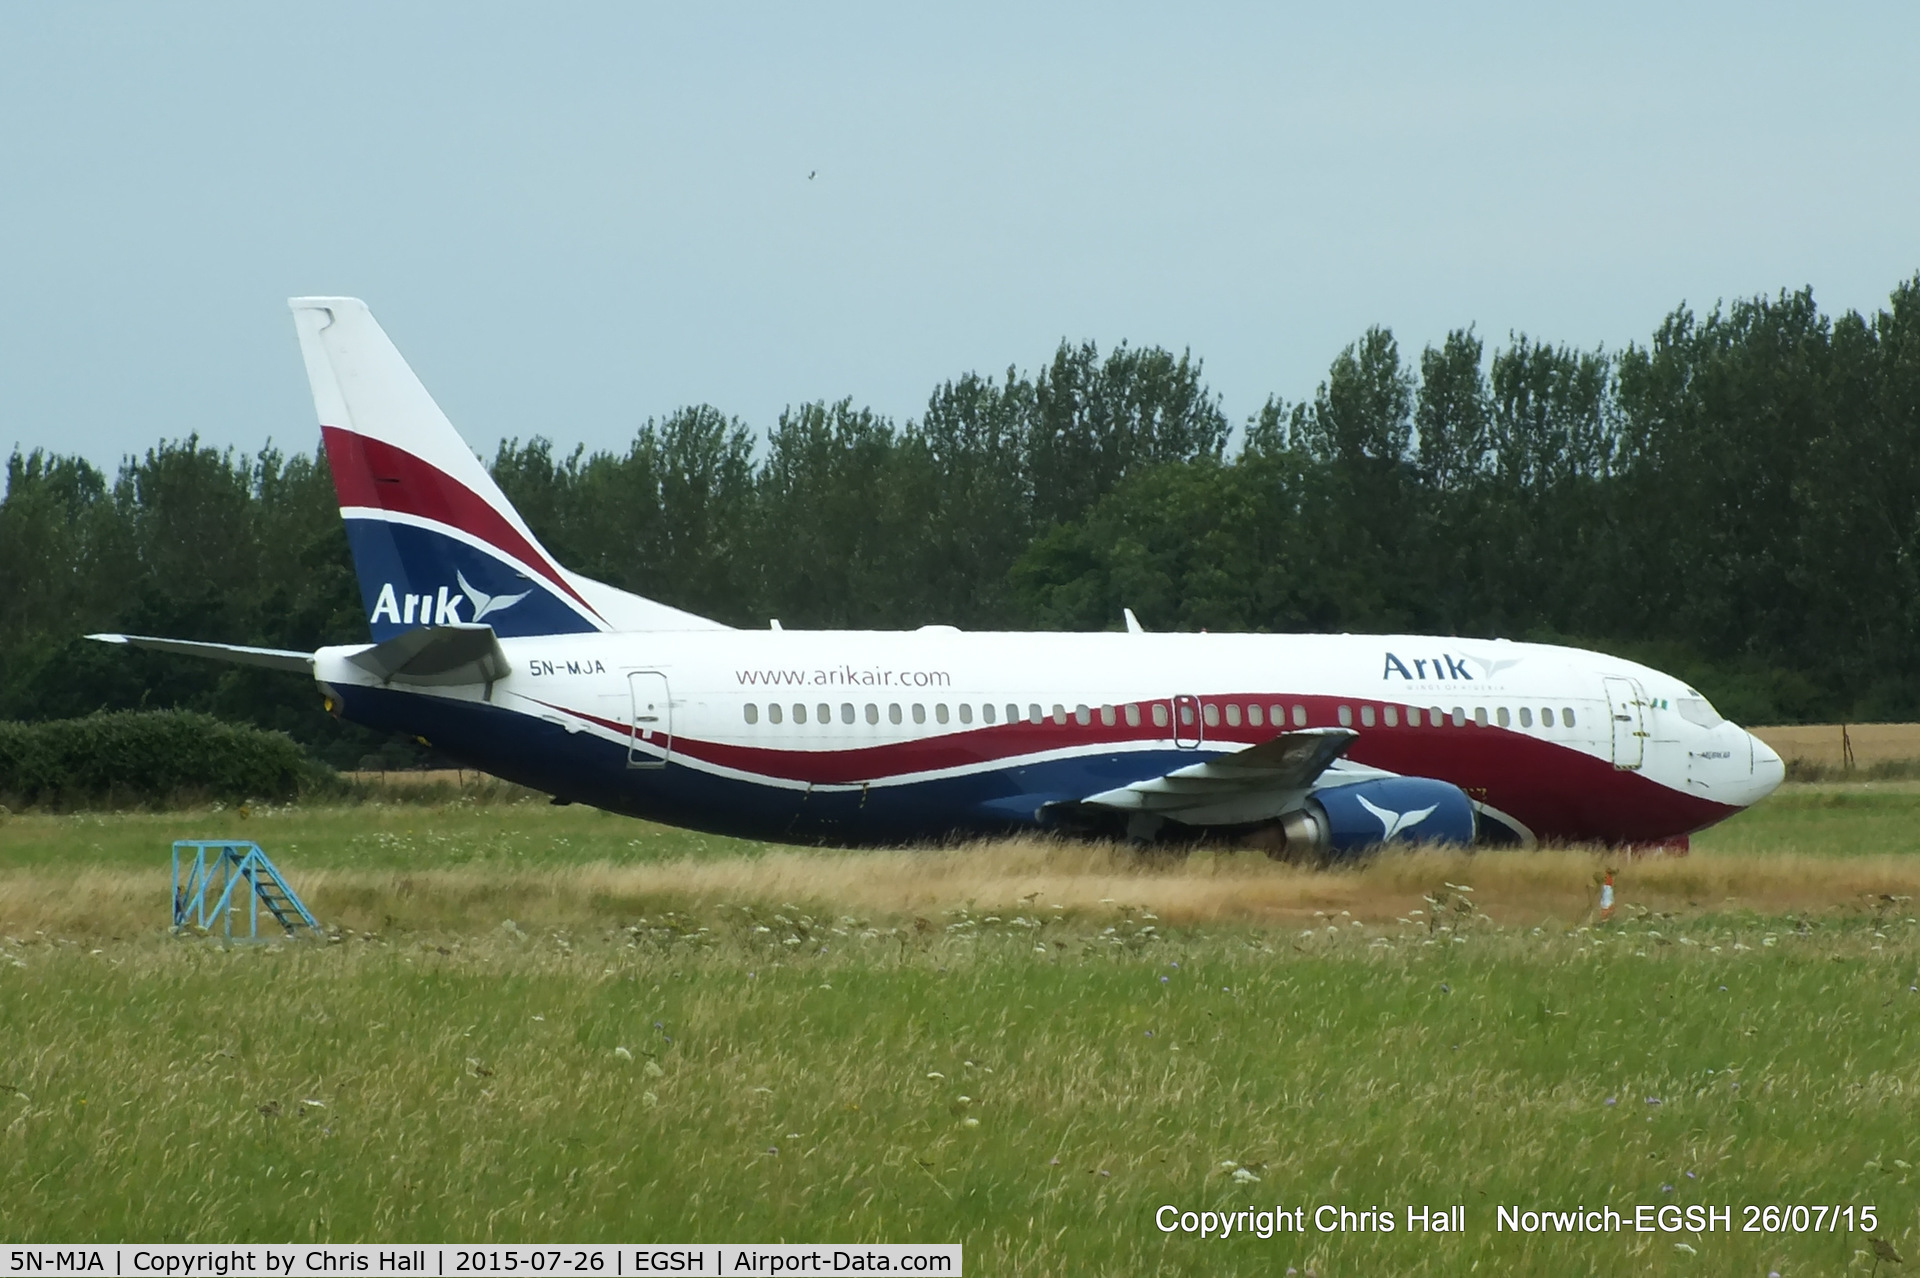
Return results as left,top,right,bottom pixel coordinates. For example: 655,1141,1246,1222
1293,326,1414,473
1414,329,1489,494
1027,341,1230,530
899,370,1036,626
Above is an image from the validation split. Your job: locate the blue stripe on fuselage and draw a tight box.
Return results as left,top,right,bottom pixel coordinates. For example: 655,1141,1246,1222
334,684,1202,845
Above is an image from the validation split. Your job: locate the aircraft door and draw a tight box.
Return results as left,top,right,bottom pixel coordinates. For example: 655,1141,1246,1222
1173,694,1203,749
628,671,672,768
1603,676,1645,771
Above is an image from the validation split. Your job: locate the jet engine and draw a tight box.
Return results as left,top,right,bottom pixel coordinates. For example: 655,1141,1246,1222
1272,776,1477,860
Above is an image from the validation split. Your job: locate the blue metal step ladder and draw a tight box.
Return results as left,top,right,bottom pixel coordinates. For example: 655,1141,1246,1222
172,840,322,940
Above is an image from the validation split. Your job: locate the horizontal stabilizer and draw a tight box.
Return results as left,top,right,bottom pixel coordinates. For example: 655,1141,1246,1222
1071,728,1360,825
87,633,314,673
346,623,511,686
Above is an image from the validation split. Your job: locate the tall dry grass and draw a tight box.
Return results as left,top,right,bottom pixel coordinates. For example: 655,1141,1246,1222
7,837,1918,940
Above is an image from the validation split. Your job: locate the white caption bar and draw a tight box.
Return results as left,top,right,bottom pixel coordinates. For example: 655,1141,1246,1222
0,1245,962,1278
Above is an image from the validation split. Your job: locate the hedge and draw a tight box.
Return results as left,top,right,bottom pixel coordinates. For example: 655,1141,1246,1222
0,710,326,809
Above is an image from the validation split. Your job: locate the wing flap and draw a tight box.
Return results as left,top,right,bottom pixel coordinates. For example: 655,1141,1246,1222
1078,728,1359,824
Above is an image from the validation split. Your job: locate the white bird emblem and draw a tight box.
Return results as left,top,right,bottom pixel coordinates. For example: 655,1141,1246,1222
457,569,532,622
1356,794,1439,842
1462,652,1522,680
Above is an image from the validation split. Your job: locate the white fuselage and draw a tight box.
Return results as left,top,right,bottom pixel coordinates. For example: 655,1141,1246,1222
315,627,1782,846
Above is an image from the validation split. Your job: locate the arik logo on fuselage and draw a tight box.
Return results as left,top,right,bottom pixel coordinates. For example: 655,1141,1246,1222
369,569,532,627
1382,651,1521,681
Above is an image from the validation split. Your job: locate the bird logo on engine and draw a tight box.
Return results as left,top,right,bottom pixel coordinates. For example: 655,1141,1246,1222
1355,794,1439,841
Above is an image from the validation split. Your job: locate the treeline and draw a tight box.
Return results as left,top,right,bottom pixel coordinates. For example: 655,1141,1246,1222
6,277,1920,762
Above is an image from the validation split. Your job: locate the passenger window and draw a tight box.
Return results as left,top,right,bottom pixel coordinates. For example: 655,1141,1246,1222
1075,704,1091,725
1100,705,1116,726
1562,707,1576,726
958,704,973,724
1270,705,1285,725
1337,705,1353,727
1052,704,1067,725
1292,705,1307,728
912,704,927,724
839,703,854,724
769,703,783,725
744,703,759,724
1248,704,1264,727
1429,706,1443,725
888,703,903,725
1542,708,1555,728
1496,706,1510,728
1179,703,1196,726
1383,705,1398,727
982,703,997,724
1029,704,1043,725
1519,706,1532,728
1008,704,1021,724
1202,704,1220,727
1126,704,1142,727
1360,705,1375,727
793,704,807,725
1451,707,1466,727
1405,707,1419,726
1152,703,1170,728
935,704,950,724
865,703,879,725
1473,707,1488,727
1225,704,1241,727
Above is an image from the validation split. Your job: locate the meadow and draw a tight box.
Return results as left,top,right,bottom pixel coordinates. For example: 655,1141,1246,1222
4,783,1920,1274
1753,723,1920,775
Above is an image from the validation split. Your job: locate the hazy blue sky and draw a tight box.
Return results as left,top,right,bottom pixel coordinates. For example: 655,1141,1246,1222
3,3,1917,472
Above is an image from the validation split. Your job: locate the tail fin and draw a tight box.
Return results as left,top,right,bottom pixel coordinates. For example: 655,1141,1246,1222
289,298,727,640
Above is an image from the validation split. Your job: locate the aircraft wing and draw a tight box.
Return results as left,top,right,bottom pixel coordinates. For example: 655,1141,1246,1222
1073,727,1360,825
87,633,314,673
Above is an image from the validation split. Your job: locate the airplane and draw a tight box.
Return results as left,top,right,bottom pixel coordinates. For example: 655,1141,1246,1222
90,298,1785,855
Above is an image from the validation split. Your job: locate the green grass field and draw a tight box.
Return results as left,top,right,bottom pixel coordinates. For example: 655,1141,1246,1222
3,785,1920,1274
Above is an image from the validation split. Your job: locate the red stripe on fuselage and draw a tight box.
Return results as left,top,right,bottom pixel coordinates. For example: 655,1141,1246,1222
533,693,1739,843
1342,723,1732,843
545,699,1130,785
321,424,598,616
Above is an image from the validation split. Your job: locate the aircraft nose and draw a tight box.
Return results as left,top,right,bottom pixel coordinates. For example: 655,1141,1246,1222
1745,731,1785,802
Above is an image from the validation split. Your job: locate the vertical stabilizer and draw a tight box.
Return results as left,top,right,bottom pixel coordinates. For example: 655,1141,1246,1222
289,298,727,639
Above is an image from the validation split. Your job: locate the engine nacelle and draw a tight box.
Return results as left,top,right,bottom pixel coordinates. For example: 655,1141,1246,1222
1275,776,1477,860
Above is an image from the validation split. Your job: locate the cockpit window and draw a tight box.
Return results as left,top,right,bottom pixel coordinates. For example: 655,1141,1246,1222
1676,696,1724,729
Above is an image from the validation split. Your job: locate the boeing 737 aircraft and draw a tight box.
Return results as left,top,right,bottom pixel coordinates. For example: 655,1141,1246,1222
92,298,1785,854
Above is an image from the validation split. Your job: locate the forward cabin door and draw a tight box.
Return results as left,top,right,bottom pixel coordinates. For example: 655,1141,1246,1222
628,671,672,768
1603,676,1645,771
1173,694,1203,749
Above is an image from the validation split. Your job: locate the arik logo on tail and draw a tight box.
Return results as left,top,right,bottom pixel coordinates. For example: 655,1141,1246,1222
455,569,531,621
1355,794,1438,841
369,570,532,627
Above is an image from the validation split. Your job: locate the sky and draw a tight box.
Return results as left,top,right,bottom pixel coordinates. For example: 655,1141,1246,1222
3,3,1918,474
